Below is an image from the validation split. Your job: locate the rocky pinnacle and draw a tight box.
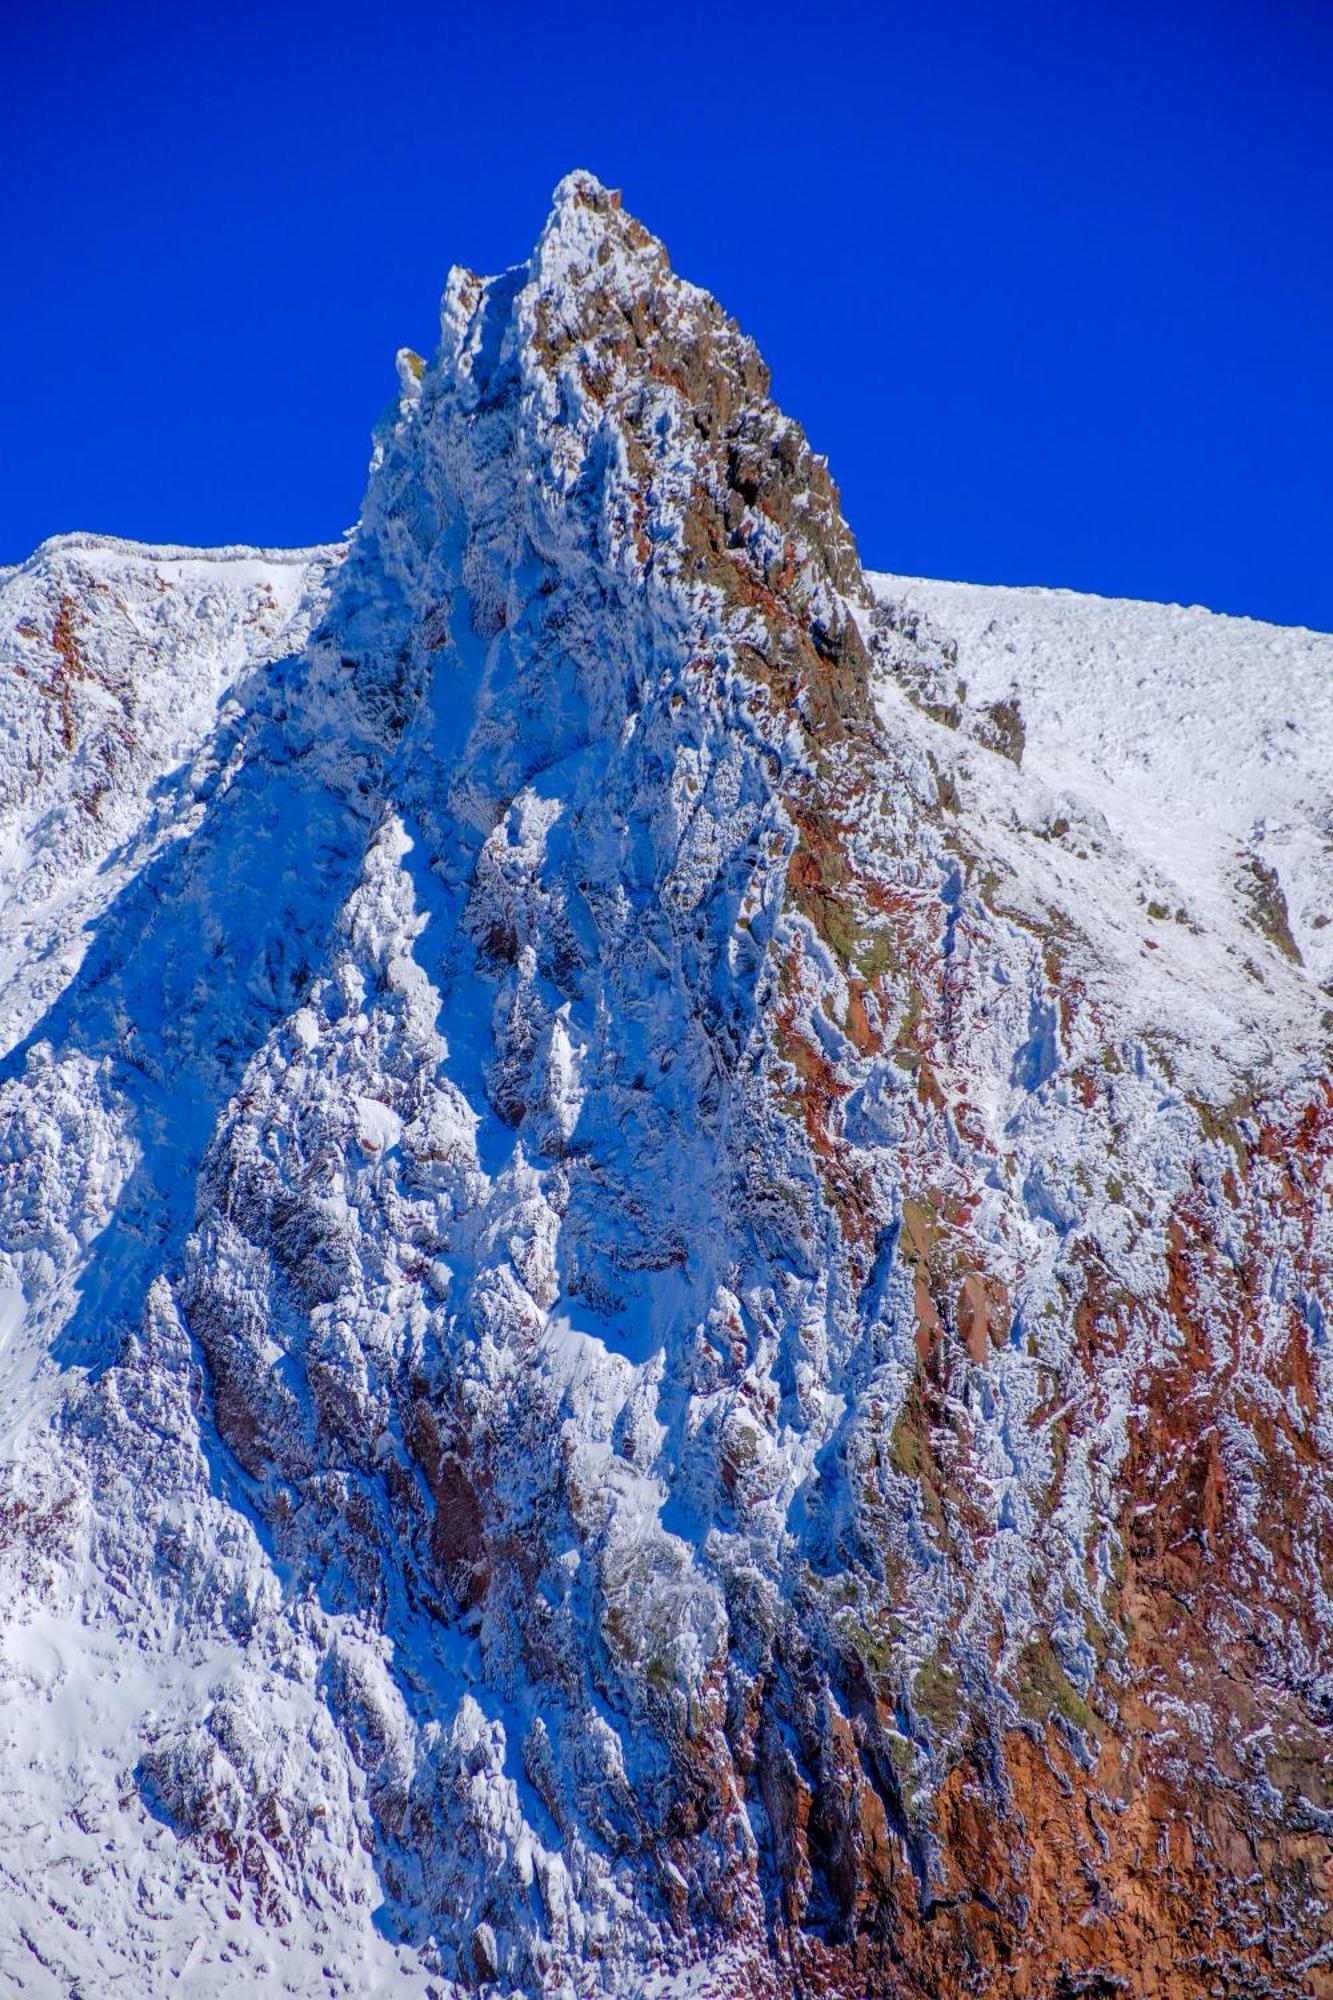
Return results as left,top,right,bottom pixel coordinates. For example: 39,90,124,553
0,174,1331,1998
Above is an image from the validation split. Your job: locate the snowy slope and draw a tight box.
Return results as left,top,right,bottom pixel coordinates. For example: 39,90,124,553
870,571,1333,984
859,574,1332,1124
0,533,340,1051
0,535,422,1998
0,178,1330,2000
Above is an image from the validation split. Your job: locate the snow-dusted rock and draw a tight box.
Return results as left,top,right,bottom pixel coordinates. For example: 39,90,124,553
1,173,1331,1997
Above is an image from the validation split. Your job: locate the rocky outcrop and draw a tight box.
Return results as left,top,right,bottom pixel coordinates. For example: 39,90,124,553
0,175,1330,1998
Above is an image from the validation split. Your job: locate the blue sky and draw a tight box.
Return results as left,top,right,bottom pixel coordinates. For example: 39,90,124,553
4,0,1330,628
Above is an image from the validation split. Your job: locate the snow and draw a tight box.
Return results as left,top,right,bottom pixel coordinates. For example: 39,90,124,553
862,570,1332,1125
0,531,341,1055
0,174,1328,1998
355,1095,404,1154
869,572,1333,984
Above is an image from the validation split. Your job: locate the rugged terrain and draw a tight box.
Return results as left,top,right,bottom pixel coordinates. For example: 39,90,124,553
1,174,1331,1998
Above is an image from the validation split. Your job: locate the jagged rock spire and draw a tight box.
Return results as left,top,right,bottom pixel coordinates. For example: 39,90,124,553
0,176,1331,1999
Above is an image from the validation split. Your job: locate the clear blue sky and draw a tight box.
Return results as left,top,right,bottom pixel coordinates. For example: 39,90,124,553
4,0,1330,628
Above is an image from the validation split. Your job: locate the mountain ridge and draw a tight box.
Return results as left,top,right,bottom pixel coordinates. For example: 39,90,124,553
1,171,1331,1999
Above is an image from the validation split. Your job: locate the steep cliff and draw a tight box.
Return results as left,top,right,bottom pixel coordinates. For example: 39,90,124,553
1,174,1331,1998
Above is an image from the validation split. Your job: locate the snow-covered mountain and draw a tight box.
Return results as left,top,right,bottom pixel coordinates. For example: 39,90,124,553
1,173,1330,1999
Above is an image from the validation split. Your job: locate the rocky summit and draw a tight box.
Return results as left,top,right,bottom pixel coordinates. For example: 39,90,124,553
2,173,1332,1998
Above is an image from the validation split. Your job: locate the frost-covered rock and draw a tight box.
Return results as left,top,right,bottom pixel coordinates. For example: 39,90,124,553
1,173,1331,1998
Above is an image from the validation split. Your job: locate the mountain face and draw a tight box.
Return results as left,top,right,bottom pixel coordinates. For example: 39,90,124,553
2,173,1332,1999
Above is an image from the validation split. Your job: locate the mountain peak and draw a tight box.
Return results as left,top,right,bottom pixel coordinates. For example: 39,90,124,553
1,182,1332,2000
547,164,618,214
531,165,667,301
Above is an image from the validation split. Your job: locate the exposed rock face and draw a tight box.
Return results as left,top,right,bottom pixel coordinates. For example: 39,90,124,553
1,174,1332,1998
